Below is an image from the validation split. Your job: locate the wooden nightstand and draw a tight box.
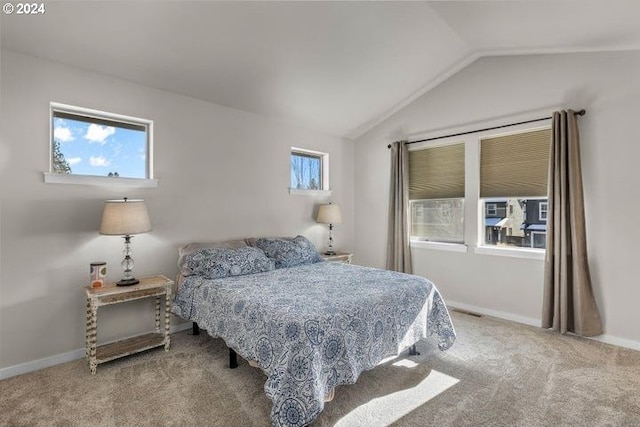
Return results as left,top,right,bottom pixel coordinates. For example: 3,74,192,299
85,275,173,374
321,251,353,264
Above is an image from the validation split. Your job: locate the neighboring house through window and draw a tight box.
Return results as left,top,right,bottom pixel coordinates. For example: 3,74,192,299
480,127,551,249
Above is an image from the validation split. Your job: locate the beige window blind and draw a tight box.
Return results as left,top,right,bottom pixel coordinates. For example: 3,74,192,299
409,142,465,200
480,128,551,198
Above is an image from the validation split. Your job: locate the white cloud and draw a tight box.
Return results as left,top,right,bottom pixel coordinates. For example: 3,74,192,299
67,157,82,166
89,156,110,167
85,124,116,144
54,126,74,142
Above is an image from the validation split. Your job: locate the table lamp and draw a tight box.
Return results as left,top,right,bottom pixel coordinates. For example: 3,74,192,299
316,203,342,255
99,198,152,286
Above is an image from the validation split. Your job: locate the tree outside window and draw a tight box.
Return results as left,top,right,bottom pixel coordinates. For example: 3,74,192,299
290,148,327,191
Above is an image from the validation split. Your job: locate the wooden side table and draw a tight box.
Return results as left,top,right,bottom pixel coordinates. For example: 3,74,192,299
321,251,353,264
85,275,173,374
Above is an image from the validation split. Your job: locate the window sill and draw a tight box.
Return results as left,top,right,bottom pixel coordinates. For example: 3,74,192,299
289,188,332,197
43,172,158,188
410,240,468,253
474,245,545,260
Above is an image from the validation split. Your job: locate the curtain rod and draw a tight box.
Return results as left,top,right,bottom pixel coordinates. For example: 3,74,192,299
387,109,585,149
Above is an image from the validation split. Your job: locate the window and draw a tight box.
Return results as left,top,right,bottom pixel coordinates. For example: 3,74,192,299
290,147,329,193
410,199,464,243
539,202,548,221
480,127,551,249
407,117,553,258
409,142,465,243
440,204,452,219
49,103,152,181
531,231,547,249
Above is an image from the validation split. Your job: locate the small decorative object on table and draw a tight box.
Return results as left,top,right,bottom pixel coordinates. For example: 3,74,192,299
89,262,106,288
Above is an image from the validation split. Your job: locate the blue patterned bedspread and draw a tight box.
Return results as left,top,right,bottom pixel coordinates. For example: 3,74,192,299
172,261,455,426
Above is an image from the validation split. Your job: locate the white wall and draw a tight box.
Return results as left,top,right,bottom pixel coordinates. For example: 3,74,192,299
353,50,640,348
0,50,354,372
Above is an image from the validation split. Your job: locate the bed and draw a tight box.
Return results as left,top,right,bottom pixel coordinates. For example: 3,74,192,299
171,236,456,427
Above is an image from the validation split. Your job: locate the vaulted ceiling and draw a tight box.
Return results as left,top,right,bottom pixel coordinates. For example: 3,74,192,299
2,1,640,138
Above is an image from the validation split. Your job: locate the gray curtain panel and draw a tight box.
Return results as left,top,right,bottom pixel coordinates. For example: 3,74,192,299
386,140,412,273
542,110,603,336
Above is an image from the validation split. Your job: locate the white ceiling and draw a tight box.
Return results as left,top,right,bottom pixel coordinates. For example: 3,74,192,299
2,1,640,139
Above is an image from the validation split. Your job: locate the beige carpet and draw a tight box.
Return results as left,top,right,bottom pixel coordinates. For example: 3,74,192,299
2,311,640,426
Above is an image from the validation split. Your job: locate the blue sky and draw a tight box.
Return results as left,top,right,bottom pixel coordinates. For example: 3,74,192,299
290,154,321,190
53,117,147,178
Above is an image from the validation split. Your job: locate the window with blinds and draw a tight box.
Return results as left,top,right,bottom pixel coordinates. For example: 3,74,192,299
409,142,465,243
479,127,551,249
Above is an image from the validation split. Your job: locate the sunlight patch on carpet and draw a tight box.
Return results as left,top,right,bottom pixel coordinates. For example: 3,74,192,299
334,369,459,426
392,359,419,369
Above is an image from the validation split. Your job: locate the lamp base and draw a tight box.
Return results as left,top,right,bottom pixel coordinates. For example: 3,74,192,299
324,250,337,256
116,277,140,286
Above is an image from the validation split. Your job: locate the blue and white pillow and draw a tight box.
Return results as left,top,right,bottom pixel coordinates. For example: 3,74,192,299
255,235,322,269
185,246,275,279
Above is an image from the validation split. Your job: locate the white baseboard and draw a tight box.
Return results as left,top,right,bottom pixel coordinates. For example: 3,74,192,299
0,322,192,381
0,348,87,381
447,300,640,352
447,300,540,328
594,334,640,352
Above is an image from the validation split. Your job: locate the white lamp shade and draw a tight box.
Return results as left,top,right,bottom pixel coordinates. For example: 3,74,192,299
317,203,342,224
99,199,152,235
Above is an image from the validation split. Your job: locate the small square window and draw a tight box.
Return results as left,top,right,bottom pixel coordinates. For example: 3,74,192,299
290,147,329,192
